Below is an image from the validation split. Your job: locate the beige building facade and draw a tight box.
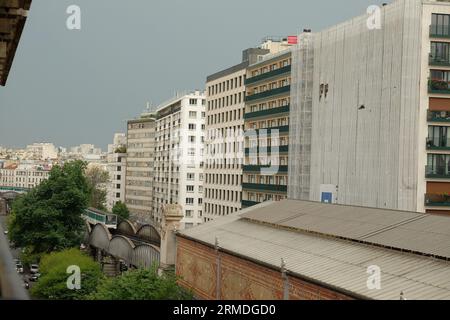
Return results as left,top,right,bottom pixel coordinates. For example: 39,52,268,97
125,113,156,224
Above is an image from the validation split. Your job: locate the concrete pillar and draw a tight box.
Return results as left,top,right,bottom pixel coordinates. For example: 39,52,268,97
159,204,183,272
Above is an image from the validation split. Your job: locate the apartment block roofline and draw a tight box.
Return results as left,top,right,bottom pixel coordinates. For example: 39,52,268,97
206,61,249,83
248,48,292,68
155,90,204,113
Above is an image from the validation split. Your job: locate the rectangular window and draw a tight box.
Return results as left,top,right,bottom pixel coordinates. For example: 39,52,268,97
186,198,194,205
189,99,198,105
189,111,197,119
187,173,195,180
432,14,450,36
187,185,194,192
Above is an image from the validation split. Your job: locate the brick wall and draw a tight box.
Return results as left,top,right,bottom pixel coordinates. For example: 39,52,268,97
176,236,353,300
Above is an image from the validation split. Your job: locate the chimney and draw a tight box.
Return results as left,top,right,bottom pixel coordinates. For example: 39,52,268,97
159,204,184,273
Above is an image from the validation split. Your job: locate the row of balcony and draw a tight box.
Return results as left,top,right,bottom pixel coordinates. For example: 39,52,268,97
428,110,450,122
244,105,290,120
243,165,288,173
430,25,450,39
427,138,450,151
245,85,291,102
241,200,260,208
430,56,450,67
245,145,289,155
425,194,450,207
426,165,450,179
429,80,450,94
242,183,287,193
244,65,292,86
244,126,290,136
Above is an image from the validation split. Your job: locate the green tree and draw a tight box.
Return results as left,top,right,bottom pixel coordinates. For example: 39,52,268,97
85,165,109,210
8,160,90,254
31,248,103,300
112,201,130,220
114,145,127,154
89,267,193,300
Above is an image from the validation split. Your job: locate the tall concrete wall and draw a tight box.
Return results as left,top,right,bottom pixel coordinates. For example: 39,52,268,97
292,0,423,211
288,33,314,200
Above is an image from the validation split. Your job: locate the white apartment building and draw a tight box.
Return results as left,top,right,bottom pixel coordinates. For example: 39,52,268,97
152,91,205,229
0,162,51,190
25,143,58,160
204,63,247,222
106,133,127,211
125,113,156,224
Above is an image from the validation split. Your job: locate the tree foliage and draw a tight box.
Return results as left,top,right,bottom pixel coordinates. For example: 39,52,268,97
31,248,103,300
85,165,109,210
114,146,127,154
8,161,90,254
89,267,193,300
112,201,130,220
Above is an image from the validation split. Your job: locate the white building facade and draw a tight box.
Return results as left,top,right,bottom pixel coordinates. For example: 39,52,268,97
0,162,51,190
125,113,156,224
152,91,205,229
106,133,127,211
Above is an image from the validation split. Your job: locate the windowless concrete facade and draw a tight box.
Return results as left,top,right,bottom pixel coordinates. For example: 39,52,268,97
289,0,450,215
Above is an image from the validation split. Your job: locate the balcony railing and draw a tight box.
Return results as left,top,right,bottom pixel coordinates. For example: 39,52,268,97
426,165,450,179
428,110,450,122
242,183,287,193
244,105,290,120
245,145,289,155
245,65,292,86
0,224,29,300
425,193,450,207
428,79,450,94
245,126,290,137
245,85,291,102
243,165,288,173
241,200,260,208
429,56,450,67
426,138,450,151
430,25,450,39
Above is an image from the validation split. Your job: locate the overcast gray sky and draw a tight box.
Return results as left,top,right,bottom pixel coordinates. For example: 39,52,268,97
0,0,382,150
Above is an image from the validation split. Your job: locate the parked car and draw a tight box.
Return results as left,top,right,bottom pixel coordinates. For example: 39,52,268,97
16,263,24,274
30,264,39,274
3,230,8,235
29,274,40,282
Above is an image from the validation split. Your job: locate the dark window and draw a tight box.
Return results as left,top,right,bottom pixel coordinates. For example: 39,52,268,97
432,14,450,36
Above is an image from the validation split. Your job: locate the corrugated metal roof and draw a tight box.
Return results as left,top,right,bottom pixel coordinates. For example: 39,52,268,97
179,201,450,300
240,200,450,259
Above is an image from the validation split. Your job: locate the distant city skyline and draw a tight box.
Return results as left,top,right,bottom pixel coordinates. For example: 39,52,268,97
0,0,380,149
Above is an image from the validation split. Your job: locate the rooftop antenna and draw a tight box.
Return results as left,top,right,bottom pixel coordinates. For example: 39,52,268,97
144,101,153,113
